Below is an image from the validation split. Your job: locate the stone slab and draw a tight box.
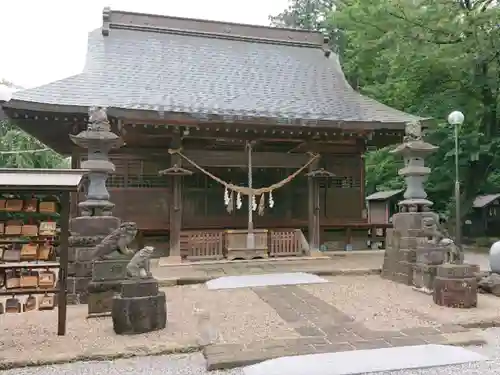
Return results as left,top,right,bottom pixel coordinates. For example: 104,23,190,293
205,272,329,290
120,278,159,298
437,263,480,278
241,344,487,375
92,259,129,282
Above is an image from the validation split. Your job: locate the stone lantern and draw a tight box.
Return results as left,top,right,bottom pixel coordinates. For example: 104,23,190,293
67,107,126,306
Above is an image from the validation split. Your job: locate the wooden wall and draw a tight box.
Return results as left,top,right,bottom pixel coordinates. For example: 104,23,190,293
79,152,364,231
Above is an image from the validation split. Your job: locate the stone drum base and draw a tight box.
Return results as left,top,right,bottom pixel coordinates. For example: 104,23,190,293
433,263,480,308
112,279,167,334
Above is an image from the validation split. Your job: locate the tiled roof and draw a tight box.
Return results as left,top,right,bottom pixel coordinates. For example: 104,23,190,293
366,189,403,201
473,194,500,208
8,8,424,127
0,168,86,191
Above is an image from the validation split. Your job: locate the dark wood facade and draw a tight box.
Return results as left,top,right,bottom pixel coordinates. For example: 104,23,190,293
463,194,500,238
102,150,365,232
66,118,403,252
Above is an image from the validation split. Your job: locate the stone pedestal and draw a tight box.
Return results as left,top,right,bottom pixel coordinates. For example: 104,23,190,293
382,212,438,286
67,216,120,304
112,278,167,334
88,259,130,317
412,246,445,294
433,263,480,308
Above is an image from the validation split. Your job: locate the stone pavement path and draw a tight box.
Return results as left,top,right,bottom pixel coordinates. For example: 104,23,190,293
203,277,492,370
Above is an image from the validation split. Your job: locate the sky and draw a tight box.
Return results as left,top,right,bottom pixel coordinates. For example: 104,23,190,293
0,0,289,89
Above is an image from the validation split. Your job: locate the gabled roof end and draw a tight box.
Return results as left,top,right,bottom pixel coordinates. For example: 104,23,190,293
100,7,325,46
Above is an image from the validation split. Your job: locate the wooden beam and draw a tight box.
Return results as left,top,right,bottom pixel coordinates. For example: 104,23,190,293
183,150,311,168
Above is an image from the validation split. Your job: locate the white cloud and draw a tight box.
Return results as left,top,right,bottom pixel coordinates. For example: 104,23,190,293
0,0,289,88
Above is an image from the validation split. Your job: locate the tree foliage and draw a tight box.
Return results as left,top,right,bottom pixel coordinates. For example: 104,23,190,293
271,0,500,220
0,79,69,169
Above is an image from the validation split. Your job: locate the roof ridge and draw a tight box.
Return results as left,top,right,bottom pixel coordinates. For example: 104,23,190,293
110,24,325,48
101,7,326,47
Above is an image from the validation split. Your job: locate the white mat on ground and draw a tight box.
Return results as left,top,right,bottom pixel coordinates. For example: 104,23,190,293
205,272,329,290
242,344,487,375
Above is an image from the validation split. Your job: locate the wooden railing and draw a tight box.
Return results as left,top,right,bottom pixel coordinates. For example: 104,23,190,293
180,230,225,261
269,229,303,257
180,228,305,261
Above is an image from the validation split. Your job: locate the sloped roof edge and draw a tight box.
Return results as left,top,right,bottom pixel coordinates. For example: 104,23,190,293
366,189,404,201
102,7,325,46
473,194,500,208
2,99,431,130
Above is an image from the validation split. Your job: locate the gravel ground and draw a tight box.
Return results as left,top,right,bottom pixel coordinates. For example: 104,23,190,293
0,283,293,367
3,328,500,375
302,275,500,330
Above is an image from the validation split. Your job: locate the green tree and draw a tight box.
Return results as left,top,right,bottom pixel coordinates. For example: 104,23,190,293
0,79,69,169
271,0,500,223
332,0,500,221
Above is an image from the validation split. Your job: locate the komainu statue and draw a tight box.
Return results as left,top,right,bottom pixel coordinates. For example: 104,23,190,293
126,246,154,279
421,216,463,264
91,222,138,260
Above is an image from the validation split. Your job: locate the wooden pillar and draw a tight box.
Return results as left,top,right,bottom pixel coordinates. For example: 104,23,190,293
168,133,182,263
70,150,80,218
313,179,321,250
308,164,315,249
285,168,293,220
359,139,366,220
307,161,320,251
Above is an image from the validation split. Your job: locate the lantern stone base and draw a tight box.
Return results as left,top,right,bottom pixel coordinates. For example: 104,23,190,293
433,263,480,308
87,259,131,318
112,279,166,334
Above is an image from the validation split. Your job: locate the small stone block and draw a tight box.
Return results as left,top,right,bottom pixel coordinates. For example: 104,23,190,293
112,292,167,334
413,263,438,290
399,249,417,262
88,290,115,316
120,278,159,298
92,260,129,282
87,280,123,294
433,275,478,308
437,263,480,278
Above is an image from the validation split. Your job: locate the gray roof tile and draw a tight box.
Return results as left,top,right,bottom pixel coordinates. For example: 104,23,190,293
10,13,423,126
366,189,404,201
473,194,500,208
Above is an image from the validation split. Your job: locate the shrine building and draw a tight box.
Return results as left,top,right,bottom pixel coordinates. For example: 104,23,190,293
0,8,428,260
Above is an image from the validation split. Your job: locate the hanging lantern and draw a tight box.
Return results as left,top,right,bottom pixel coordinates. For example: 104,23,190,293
268,191,274,208
252,195,257,211
236,192,242,210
